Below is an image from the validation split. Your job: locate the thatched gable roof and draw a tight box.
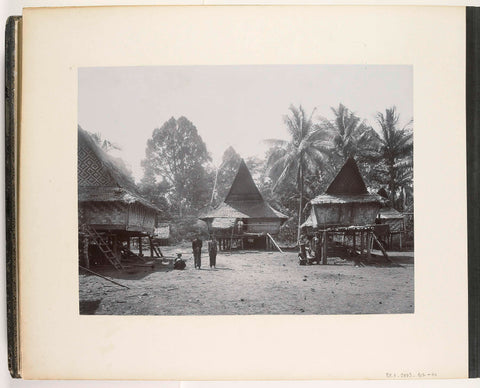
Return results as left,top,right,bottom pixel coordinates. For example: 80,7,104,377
225,160,263,203
78,126,159,212
325,156,368,195
310,157,384,206
378,207,404,220
201,200,287,220
310,193,384,205
201,159,287,221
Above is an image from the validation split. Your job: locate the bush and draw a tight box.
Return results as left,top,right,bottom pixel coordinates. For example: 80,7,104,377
277,217,297,245
169,216,210,243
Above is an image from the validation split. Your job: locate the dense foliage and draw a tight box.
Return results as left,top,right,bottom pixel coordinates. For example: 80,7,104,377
140,116,213,217
134,106,413,243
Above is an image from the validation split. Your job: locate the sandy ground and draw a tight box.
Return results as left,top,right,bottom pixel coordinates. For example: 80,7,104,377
79,244,414,315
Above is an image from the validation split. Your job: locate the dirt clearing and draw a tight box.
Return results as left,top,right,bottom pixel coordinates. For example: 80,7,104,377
79,245,414,315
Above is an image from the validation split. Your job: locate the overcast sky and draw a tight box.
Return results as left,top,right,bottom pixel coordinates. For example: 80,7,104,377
78,65,412,181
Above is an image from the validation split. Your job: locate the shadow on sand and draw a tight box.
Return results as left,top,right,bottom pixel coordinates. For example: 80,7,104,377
79,299,102,315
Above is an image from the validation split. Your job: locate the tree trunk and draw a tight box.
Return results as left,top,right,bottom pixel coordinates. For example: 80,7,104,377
297,165,304,246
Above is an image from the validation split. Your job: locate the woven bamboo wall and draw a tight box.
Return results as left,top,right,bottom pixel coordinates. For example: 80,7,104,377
245,219,282,234
313,203,381,227
383,218,405,232
80,202,127,228
127,203,156,233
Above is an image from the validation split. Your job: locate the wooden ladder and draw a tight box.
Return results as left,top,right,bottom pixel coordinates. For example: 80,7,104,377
150,238,164,258
83,225,124,271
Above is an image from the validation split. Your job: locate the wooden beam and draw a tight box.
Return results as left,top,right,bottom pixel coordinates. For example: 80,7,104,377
83,235,90,269
360,231,365,257
322,231,328,265
371,233,393,263
366,231,372,259
266,233,283,253
79,266,130,289
149,236,154,258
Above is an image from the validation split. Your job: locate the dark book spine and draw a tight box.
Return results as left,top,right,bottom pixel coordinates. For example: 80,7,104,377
467,6,480,379
5,15,22,379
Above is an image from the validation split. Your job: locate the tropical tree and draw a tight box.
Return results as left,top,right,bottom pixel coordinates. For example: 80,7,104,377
210,146,243,206
373,107,413,207
266,104,331,244
141,116,212,216
320,103,370,162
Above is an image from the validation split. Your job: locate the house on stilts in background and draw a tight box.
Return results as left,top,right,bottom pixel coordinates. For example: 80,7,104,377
78,126,162,270
375,188,406,250
301,156,386,264
200,160,288,251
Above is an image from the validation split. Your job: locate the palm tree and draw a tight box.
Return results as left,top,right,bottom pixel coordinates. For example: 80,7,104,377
321,103,371,161
374,107,413,206
266,105,331,244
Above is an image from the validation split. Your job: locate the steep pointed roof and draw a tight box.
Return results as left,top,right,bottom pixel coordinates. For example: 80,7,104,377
201,159,287,221
310,156,385,207
325,156,368,195
78,126,159,211
225,159,263,203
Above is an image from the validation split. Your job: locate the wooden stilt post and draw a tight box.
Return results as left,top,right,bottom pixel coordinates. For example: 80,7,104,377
138,236,143,256
322,231,328,265
83,235,90,269
149,236,154,258
399,232,403,250
360,231,365,256
112,235,119,263
366,231,372,259
352,232,356,252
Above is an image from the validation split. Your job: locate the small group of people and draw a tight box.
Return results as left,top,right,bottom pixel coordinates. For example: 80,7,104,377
298,232,323,265
192,235,218,269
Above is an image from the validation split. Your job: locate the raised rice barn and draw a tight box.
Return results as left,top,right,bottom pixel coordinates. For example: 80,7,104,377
376,207,406,249
200,160,288,250
302,157,384,229
78,126,160,268
300,157,387,265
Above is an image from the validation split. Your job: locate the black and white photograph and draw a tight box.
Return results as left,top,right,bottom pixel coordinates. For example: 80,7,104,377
77,65,414,316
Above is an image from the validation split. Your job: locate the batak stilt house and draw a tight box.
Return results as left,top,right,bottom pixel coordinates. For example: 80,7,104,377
200,160,288,250
375,188,406,249
302,157,384,229
78,126,161,270
300,157,386,265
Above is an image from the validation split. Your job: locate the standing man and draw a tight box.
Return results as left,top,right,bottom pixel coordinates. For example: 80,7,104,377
313,232,322,264
192,236,203,269
208,237,218,269
312,233,321,264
